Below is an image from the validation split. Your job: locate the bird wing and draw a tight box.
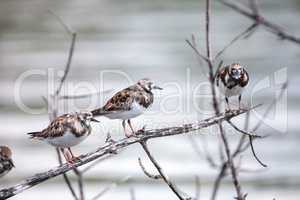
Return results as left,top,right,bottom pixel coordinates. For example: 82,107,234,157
216,66,228,87
101,86,137,112
240,69,249,87
0,155,14,175
30,114,75,139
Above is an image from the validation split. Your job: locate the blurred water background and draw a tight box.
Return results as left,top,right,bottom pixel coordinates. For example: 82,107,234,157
0,0,299,199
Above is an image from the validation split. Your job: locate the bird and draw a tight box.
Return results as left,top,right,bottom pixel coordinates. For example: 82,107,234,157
216,63,249,110
0,146,14,178
27,111,99,164
92,78,163,137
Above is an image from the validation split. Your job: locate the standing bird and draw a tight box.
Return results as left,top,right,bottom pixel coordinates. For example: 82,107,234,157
216,63,249,110
27,112,99,164
92,78,162,137
0,146,14,178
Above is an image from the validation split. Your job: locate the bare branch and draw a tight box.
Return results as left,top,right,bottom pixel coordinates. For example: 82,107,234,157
227,120,261,138
204,0,244,198
248,0,259,15
47,10,79,200
185,39,210,63
248,136,267,167
139,140,188,200
138,158,162,179
214,23,258,60
73,169,85,200
56,148,79,200
210,163,227,200
220,0,300,45
0,108,255,199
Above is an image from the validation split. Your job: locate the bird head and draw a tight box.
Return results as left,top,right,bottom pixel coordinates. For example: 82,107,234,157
137,78,163,92
0,146,14,167
78,112,100,123
229,63,245,80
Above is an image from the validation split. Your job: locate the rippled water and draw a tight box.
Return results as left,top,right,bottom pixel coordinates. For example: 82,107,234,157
0,0,300,199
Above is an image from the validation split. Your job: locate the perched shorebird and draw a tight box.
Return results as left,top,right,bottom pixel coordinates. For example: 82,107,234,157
216,63,249,110
0,146,14,178
92,78,162,137
27,112,99,164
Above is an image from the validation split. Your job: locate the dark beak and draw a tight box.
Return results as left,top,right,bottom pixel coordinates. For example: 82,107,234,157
91,118,100,123
153,85,163,90
9,159,15,168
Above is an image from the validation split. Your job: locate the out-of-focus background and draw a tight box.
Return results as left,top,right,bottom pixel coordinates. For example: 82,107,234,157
0,0,299,199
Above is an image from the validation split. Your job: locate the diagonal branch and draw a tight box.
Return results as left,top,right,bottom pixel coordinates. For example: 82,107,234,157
214,23,258,60
220,0,300,45
138,158,162,179
139,140,188,200
48,10,79,200
0,108,255,199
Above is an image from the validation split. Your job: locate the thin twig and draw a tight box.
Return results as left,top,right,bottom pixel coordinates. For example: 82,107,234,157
138,158,162,179
214,23,258,60
139,140,188,200
73,169,85,200
48,10,79,200
210,163,227,200
204,0,244,198
248,136,267,167
0,108,256,199
57,148,79,200
248,0,259,15
227,120,261,138
220,0,300,45
186,39,210,63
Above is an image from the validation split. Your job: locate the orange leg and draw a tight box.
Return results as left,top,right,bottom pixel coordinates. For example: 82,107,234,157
68,147,80,162
61,148,74,164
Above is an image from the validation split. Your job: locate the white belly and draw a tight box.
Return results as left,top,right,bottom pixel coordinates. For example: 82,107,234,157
105,101,146,120
46,131,88,148
218,83,244,97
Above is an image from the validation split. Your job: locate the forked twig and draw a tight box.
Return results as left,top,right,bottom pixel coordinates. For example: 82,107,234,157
138,157,162,179
139,140,188,200
220,0,300,45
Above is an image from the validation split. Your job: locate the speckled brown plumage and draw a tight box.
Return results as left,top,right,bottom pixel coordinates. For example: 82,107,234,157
91,78,162,138
28,113,92,139
0,146,14,178
216,64,249,89
216,63,249,110
92,81,154,116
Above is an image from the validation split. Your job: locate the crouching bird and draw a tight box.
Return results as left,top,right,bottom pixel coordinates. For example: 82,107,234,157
216,63,249,110
0,146,14,178
92,78,162,138
27,112,99,164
